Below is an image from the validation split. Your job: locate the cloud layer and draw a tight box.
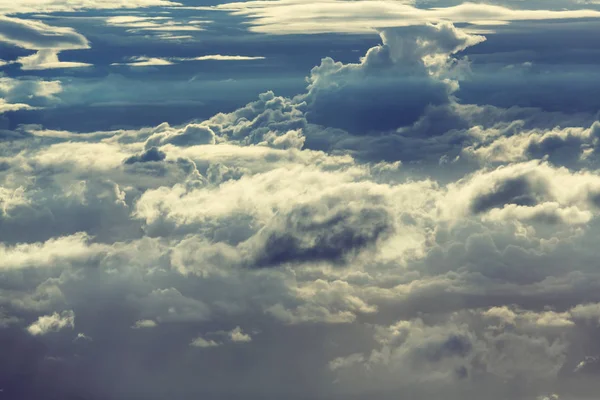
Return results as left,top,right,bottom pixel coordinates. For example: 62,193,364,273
2,2,600,400
214,0,600,34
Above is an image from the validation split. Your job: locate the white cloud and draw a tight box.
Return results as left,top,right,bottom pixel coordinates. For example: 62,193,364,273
0,16,90,71
75,332,93,341
2,18,600,399
105,15,204,33
132,319,158,329
0,233,107,270
26,310,75,336
0,16,88,51
111,56,175,67
0,0,181,14
111,54,266,67
0,76,62,112
16,49,92,70
212,0,600,34
186,55,266,61
0,98,34,113
441,160,600,225
228,326,252,343
190,336,221,348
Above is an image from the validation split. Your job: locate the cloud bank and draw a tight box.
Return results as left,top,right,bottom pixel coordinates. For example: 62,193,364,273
1,6,600,400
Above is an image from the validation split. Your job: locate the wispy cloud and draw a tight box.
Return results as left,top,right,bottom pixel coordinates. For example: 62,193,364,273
111,54,266,67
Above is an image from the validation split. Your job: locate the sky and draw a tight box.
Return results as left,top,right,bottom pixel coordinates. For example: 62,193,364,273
2,1,600,399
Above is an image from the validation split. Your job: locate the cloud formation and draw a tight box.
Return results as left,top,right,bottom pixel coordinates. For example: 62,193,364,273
0,16,90,70
2,7,600,400
26,310,75,336
214,0,600,34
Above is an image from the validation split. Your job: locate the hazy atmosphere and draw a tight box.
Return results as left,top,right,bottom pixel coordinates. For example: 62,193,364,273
2,1,600,399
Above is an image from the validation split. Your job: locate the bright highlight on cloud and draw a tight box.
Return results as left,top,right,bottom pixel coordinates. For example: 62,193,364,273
111,55,266,67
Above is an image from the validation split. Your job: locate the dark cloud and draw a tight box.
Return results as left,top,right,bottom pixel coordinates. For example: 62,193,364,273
0,16,89,51
248,202,394,268
302,23,484,133
123,147,166,164
471,176,543,214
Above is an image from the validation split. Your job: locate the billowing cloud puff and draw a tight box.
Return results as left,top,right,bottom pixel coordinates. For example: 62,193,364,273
303,23,484,132
27,310,75,336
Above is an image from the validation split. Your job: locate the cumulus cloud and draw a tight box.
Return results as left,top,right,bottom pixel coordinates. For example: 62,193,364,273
228,326,252,342
302,23,484,132
0,233,107,270
190,336,221,348
132,319,158,329
26,310,75,336
442,160,600,225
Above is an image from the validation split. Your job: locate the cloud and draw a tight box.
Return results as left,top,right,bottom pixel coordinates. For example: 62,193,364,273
124,147,167,164
302,23,484,132
0,0,181,14
246,200,394,267
229,326,252,342
0,77,62,111
26,310,75,336
0,16,90,71
190,336,221,348
132,319,158,329
105,15,204,33
463,122,600,167
0,98,34,113
0,233,107,270
15,49,92,70
186,55,266,61
3,14,600,400
0,16,89,51
442,160,600,225
111,55,266,67
111,56,174,67
213,0,600,34
329,308,575,394
133,288,211,323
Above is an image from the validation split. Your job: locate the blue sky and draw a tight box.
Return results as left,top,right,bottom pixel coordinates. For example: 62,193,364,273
2,1,600,400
